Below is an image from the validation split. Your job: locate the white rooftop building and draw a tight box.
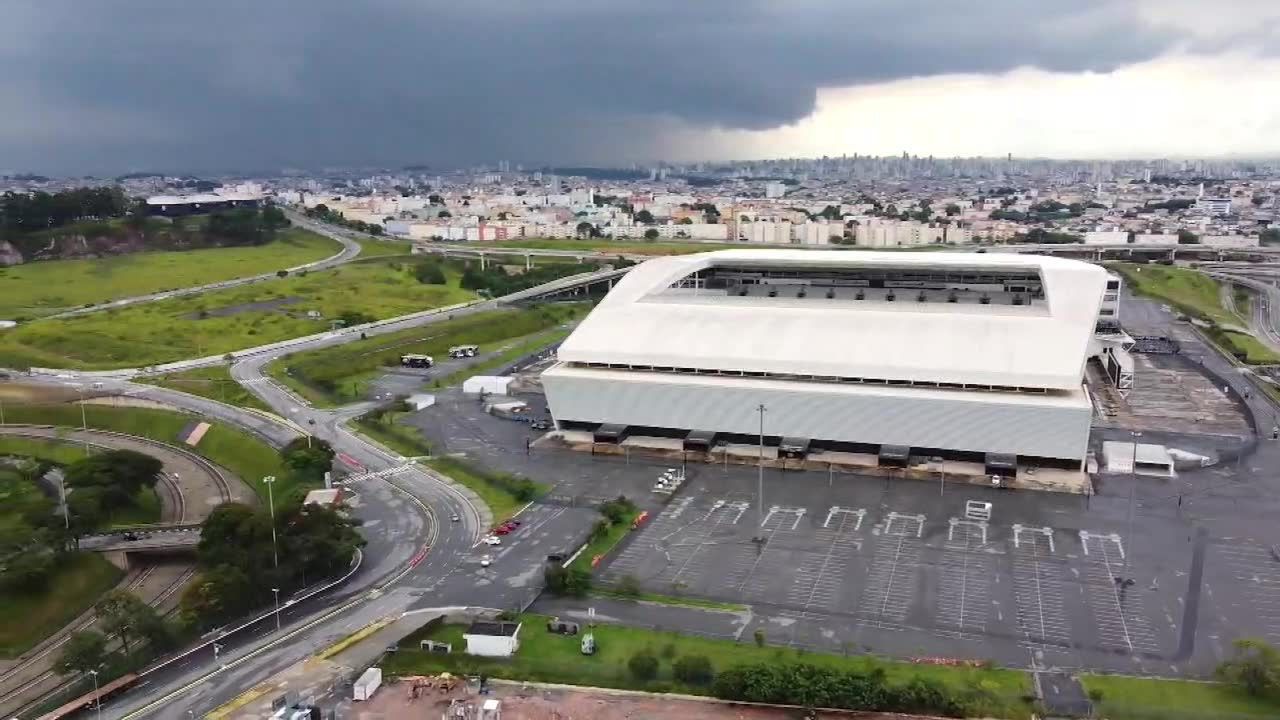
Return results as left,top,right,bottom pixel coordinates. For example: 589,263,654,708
542,250,1108,466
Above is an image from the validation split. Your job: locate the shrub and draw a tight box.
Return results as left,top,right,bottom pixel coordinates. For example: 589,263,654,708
627,650,659,682
616,574,641,597
753,629,766,648
672,654,714,685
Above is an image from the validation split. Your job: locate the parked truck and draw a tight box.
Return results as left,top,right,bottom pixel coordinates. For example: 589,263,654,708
353,667,383,701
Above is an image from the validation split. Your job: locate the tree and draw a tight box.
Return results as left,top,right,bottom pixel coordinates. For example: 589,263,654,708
1253,194,1267,207
628,650,659,681
427,194,443,205
65,450,162,509
1217,638,1280,697
437,210,451,219
413,260,447,285
180,564,253,626
282,436,335,486
1261,228,1280,246
643,228,660,241
678,217,693,225
673,654,714,685
617,574,642,597
575,221,595,239
1177,229,1200,245
96,591,161,656
945,204,961,216
544,564,592,597
57,631,109,675
635,209,655,225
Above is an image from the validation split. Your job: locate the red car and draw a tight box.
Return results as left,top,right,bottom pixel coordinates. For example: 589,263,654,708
493,526,513,536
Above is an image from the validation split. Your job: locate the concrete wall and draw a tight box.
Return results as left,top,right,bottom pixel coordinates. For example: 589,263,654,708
543,365,1093,461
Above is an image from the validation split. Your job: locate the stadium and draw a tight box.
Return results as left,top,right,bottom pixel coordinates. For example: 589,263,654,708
541,249,1108,472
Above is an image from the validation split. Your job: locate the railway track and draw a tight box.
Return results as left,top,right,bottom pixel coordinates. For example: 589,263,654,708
0,564,200,714
0,425,232,717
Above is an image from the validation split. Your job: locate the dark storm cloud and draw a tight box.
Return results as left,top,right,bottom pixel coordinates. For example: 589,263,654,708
0,0,1194,173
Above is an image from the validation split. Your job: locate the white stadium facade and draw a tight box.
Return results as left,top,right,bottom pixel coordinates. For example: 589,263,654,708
542,249,1109,470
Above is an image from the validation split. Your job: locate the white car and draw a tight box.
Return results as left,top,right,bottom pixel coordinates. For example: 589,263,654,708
484,535,501,546
480,555,492,567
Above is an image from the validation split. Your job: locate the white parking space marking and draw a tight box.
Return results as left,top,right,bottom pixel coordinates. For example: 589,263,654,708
663,500,749,586
948,518,988,546
787,508,865,613
1215,542,1280,643
859,514,925,624
761,506,806,530
601,497,694,580
937,518,991,634
1011,530,1072,647
1013,524,1055,553
1079,531,1161,655
822,506,865,530
885,512,925,538
731,507,805,594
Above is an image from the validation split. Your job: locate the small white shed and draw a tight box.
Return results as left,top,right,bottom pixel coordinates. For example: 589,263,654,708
463,620,522,657
463,375,514,396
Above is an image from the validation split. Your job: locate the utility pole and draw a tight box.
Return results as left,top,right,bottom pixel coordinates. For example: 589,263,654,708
77,388,90,456
756,403,766,535
272,588,282,632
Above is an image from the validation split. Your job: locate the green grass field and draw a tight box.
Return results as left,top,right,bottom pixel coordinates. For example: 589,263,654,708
421,457,542,522
384,613,1031,717
1111,263,1243,327
1081,674,1280,719
572,509,641,570
0,434,91,465
0,403,301,505
269,304,585,406
0,258,475,370
138,366,273,412
1223,331,1280,364
353,237,413,258
0,229,341,320
428,325,577,389
0,552,123,657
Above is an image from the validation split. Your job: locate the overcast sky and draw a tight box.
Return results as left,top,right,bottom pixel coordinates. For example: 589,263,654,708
3,0,1280,175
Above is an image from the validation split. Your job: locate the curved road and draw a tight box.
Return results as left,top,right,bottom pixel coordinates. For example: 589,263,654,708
40,211,362,321
0,426,242,716
7,266,630,718
0,426,248,523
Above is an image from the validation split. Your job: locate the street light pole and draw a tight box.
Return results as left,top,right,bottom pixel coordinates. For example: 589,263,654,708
89,669,102,720
272,588,281,632
756,403,766,532
77,388,90,456
263,475,279,570
1125,430,1141,576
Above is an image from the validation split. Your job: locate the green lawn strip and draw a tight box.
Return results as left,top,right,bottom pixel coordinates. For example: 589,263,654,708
1081,674,1280,719
0,434,90,465
0,403,299,505
269,304,585,406
384,613,1030,717
353,237,413,258
0,552,123,657
571,510,642,570
1222,331,1280,364
351,411,433,458
138,366,273,412
1111,262,1243,327
0,259,475,370
0,229,341,319
428,326,575,389
421,457,542,523
588,590,746,612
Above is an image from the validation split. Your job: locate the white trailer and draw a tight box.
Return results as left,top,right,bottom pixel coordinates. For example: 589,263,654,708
353,666,382,701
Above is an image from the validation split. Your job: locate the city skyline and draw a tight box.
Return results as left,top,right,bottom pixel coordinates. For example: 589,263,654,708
3,0,1280,174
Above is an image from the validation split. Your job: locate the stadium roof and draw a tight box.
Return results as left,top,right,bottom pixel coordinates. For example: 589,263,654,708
556,249,1107,390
